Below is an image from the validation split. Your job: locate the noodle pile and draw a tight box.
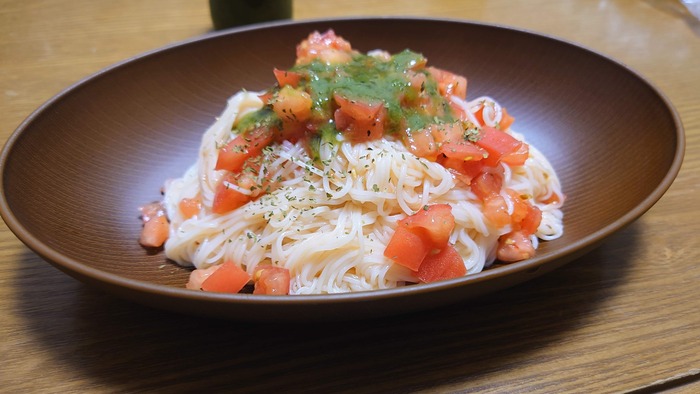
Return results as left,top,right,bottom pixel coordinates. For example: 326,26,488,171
162,91,564,294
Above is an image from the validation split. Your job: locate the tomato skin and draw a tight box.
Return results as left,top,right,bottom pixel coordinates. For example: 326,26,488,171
212,174,251,214
201,261,251,293
416,244,466,283
253,266,291,295
399,204,455,248
384,226,432,271
215,127,274,173
475,126,522,167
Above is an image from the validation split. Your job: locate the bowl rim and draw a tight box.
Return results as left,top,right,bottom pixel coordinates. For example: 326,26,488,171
0,16,686,307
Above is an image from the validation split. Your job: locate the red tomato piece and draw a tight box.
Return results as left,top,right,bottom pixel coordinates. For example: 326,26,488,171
497,231,536,262
273,68,303,88
470,168,504,201
499,107,515,130
253,266,291,295
333,93,386,142
139,202,169,248
439,140,488,161
179,197,201,219
399,204,455,248
483,194,511,228
520,204,542,236
212,173,252,214
201,261,251,293
427,66,467,99
215,127,274,173
501,142,529,166
384,226,432,271
272,85,313,124
296,29,354,65
475,126,522,167
403,127,437,161
416,244,466,283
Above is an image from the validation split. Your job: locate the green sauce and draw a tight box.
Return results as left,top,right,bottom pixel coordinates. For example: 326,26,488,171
235,49,459,152
291,49,455,133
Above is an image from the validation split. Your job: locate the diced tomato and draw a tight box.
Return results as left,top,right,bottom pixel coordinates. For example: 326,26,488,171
475,126,522,167
505,189,542,235
215,127,274,173
483,194,510,228
258,90,275,105
398,204,455,248
416,244,466,283
403,127,437,161
333,93,386,142
438,140,488,161
186,265,220,290
521,204,542,235
253,266,291,295
499,107,515,130
139,202,169,248
296,29,354,65
384,226,432,271
470,168,504,201
402,71,428,106
212,173,251,214
201,261,251,293
273,68,303,88
179,197,201,219
427,66,467,99
272,85,313,124
501,141,529,166
497,231,536,262
430,122,464,143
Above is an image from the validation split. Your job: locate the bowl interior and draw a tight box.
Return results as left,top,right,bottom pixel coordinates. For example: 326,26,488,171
0,18,682,318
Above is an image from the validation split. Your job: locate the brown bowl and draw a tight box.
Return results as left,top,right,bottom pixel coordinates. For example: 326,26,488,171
0,18,684,321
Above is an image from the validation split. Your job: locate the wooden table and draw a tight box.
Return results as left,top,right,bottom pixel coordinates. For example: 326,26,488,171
2,1,699,392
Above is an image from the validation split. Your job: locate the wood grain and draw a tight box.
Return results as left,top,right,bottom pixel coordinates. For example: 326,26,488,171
1,0,699,392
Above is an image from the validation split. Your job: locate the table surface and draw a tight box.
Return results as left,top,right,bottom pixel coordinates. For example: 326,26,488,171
1,1,699,392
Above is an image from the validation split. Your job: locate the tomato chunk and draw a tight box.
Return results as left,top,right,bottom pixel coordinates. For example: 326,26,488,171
501,141,529,166
296,29,354,65
483,194,510,228
201,261,251,293
139,202,169,248
470,168,504,201
179,197,201,219
333,93,386,142
399,204,455,248
439,140,488,161
215,127,274,173
427,66,467,99
384,226,432,271
499,107,515,130
475,126,522,167
272,85,312,124
273,68,303,88
497,231,535,262
253,266,291,295
416,244,466,283
212,173,251,214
